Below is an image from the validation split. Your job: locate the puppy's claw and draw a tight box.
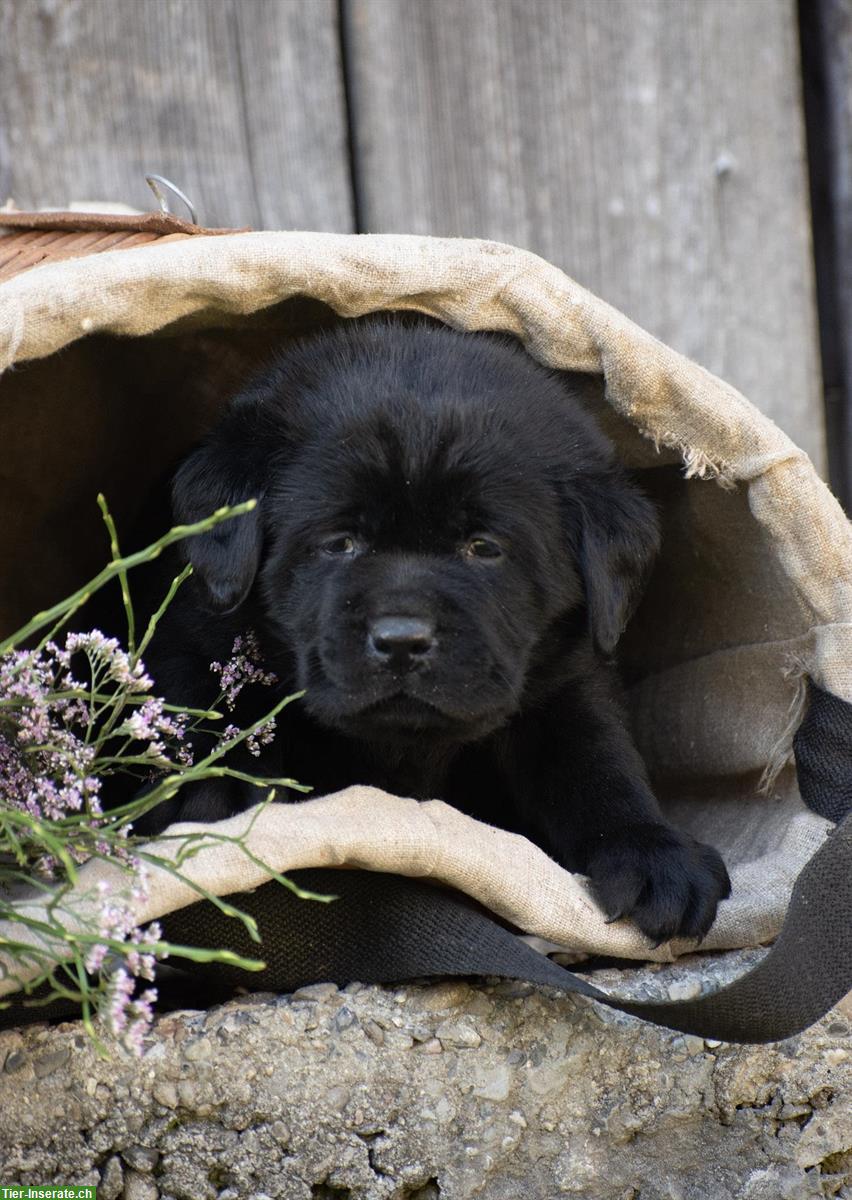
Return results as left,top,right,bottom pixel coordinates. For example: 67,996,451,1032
587,823,731,945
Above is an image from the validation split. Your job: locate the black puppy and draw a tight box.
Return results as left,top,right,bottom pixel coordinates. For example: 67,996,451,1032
143,317,730,943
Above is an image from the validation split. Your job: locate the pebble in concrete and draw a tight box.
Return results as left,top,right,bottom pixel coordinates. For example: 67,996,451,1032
0,948,848,1199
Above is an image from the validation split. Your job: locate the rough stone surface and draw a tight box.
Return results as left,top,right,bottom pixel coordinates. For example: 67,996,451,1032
99,1155,124,1200
0,950,850,1199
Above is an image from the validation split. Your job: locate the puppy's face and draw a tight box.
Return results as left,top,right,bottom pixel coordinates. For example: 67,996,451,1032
258,407,581,742
172,319,658,746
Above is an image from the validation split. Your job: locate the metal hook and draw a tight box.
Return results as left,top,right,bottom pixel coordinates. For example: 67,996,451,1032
145,174,199,225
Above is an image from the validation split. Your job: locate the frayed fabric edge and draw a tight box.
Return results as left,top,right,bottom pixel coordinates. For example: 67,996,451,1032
758,656,811,795
644,430,739,490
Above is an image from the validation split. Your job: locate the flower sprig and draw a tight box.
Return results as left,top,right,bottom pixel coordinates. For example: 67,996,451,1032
0,497,324,1054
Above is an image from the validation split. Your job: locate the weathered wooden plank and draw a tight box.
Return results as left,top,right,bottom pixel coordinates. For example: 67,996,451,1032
801,0,852,508
0,0,352,232
344,0,826,471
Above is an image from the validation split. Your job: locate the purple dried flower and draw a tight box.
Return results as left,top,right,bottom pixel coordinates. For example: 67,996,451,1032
124,987,157,1056
210,631,277,710
88,880,163,1048
120,697,192,767
0,636,111,826
0,726,102,823
1,612,284,1052
85,942,109,974
0,628,198,841
65,631,153,692
102,953,161,1054
246,717,277,758
105,967,135,1035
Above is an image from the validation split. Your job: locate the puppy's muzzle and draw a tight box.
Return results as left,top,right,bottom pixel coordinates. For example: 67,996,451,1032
367,616,436,673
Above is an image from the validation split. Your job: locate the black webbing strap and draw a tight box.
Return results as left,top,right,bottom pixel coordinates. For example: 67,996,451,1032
3,687,851,1044
152,806,851,1045
794,680,852,822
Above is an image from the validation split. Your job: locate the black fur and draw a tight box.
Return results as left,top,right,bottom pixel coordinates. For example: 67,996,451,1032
140,317,730,943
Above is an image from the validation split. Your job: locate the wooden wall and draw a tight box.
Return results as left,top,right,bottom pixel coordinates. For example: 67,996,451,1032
1,0,848,493
800,0,852,505
0,0,353,231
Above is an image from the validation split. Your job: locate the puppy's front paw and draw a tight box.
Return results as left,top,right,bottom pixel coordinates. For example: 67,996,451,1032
585,824,731,944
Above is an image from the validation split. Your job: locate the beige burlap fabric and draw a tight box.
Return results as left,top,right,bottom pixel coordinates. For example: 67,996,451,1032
0,231,850,994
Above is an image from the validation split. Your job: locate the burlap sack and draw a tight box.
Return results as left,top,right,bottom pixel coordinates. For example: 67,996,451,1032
1,228,850,1006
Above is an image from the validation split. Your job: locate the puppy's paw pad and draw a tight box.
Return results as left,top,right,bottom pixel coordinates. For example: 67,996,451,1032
586,824,731,945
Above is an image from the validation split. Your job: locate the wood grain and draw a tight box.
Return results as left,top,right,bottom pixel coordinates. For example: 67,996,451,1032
802,0,852,505
0,0,353,231
0,0,832,473
343,0,827,469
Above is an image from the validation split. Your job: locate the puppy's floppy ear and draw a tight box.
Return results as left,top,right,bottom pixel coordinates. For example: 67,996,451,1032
574,470,660,655
171,402,270,614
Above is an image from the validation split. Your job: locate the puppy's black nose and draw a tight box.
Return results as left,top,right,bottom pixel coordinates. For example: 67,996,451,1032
368,616,435,670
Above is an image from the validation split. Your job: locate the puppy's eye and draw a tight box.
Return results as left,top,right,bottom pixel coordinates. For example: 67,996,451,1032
463,536,503,560
321,534,359,556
